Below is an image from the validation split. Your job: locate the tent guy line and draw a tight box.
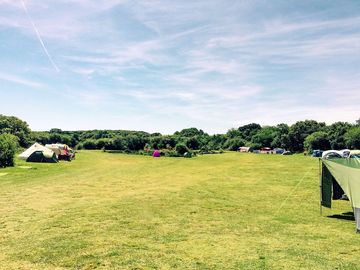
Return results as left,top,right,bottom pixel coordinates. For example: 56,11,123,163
275,168,313,216
20,0,60,72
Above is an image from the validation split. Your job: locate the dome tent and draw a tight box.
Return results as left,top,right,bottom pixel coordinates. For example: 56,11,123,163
19,143,58,163
152,150,160,157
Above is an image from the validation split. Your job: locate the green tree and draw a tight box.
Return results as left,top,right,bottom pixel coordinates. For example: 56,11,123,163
175,128,206,137
271,123,290,149
186,136,200,150
111,137,128,150
287,120,326,152
345,127,360,149
304,131,331,152
238,123,262,141
0,115,31,147
225,128,242,139
0,133,18,167
150,136,163,149
224,138,246,151
50,128,62,134
82,139,98,149
31,131,51,145
126,135,146,151
251,126,278,148
208,134,227,150
327,122,352,149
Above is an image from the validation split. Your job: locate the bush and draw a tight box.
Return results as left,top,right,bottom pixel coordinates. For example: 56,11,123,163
96,138,112,149
82,139,98,149
75,143,84,150
0,133,18,168
175,143,189,156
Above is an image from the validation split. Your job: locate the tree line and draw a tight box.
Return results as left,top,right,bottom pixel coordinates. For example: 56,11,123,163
0,114,359,167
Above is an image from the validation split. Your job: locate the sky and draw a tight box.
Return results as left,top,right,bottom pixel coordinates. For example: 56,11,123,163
0,0,359,134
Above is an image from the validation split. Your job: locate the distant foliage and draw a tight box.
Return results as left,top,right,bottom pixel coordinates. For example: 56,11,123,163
28,120,360,153
0,133,18,167
1,114,359,156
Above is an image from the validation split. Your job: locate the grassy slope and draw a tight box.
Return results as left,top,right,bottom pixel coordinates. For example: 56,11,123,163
0,151,359,270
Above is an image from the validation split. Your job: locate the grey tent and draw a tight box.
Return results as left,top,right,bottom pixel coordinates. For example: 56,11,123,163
18,143,58,163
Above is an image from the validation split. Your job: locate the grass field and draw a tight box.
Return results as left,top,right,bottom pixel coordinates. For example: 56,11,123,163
0,151,359,269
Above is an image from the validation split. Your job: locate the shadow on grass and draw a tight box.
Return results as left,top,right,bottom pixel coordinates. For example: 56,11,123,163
327,211,355,221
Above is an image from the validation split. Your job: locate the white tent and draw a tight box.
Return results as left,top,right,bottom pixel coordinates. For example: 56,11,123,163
45,144,62,156
19,143,55,160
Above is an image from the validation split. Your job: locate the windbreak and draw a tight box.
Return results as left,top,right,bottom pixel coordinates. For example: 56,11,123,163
321,157,360,232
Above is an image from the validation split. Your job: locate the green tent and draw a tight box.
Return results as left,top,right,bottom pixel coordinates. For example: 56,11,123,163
321,157,360,232
27,151,58,163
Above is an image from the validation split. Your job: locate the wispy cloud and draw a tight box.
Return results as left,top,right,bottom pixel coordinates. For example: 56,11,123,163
0,71,43,88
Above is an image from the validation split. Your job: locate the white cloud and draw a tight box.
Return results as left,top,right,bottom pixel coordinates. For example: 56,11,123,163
0,71,43,88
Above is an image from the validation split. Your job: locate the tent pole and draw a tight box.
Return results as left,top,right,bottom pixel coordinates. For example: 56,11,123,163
319,158,322,216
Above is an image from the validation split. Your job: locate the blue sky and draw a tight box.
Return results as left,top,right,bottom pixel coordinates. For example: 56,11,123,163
0,0,359,134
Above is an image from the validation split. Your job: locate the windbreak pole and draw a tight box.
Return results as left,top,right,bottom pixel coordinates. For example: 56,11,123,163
319,158,322,216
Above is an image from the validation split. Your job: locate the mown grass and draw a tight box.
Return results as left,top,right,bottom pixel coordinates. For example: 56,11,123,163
0,151,359,269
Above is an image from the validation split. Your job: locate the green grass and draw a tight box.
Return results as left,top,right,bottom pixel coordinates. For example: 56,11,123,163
0,151,359,269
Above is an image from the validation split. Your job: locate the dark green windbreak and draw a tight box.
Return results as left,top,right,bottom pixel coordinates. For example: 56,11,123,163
321,163,333,208
322,157,360,208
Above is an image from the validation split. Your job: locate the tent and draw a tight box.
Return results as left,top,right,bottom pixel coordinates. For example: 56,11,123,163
273,148,285,154
322,150,350,159
320,155,360,232
152,150,160,157
312,150,323,157
45,144,62,156
184,152,193,158
19,143,58,163
350,150,360,158
238,146,250,153
45,143,75,160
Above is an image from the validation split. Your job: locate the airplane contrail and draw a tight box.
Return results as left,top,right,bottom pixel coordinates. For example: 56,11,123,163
20,0,60,72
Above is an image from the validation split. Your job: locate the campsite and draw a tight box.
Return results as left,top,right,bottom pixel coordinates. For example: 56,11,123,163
0,115,360,269
0,151,359,269
1,0,360,268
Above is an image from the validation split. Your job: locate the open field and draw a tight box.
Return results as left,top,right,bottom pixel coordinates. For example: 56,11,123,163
0,151,359,269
